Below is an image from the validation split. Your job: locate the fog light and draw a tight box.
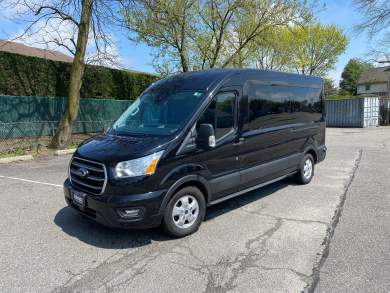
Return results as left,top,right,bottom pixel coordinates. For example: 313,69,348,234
117,208,143,219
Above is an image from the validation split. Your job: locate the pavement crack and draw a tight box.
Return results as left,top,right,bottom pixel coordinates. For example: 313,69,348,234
304,149,363,293
160,221,284,293
194,219,284,293
51,239,170,293
239,209,329,227
258,265,310,282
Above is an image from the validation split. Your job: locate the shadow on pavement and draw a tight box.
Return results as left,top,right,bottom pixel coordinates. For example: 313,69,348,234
205,179,289,221
54,207,167,249
54,178,290,249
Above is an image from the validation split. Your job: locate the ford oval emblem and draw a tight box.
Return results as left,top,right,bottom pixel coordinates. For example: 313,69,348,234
78,167,89,178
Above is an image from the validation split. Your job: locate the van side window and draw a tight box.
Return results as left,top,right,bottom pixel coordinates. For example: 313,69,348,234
245,82,322,130
246,84,289,130
198,91,236,139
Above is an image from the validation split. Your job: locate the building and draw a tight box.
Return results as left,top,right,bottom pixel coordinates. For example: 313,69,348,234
0,40,73,63
357,66,390,98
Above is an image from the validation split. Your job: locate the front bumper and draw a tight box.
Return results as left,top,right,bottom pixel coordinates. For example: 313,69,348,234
63,179,166,229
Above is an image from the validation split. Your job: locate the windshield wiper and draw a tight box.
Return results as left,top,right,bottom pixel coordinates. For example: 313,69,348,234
115,131,150,137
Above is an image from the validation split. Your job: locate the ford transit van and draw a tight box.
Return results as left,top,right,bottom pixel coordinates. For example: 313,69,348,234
64,69,326,237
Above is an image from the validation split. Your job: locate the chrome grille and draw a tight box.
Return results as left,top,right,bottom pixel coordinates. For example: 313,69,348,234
69,157,107,195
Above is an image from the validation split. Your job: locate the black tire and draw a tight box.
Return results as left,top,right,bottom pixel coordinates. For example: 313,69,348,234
162,186,206,238
294,153,315,185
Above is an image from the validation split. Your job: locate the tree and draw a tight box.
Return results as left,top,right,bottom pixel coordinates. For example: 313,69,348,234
339,58,373,95
200,0,312,69
285,24,348,76
366,41,390,63
354,0,390,36
251,28,291,71
324,78,337,97
123,0,314,74
123,0,195,75
51,0,92,149
190,0,241,70
354,0,390,63
249,24,347,77
1,0,133,148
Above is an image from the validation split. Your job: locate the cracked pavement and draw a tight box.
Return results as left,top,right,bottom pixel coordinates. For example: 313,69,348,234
1,128,389,293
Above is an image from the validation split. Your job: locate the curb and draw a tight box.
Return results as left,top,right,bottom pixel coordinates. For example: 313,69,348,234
54,149,76,156
0,155,34,164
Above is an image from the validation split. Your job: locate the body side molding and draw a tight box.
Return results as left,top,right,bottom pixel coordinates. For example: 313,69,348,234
207,172,296,206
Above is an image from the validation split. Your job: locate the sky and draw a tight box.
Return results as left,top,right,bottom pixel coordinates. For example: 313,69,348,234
313,0,373,84
0,0,373,86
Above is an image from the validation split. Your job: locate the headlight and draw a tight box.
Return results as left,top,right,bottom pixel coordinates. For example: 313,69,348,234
115,151,164,178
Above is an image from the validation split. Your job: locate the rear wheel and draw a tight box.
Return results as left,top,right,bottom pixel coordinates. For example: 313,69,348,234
162,186,206,238
294,153,315,184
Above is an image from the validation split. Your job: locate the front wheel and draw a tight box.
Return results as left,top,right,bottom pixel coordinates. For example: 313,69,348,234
294,153,315,184
162,186,206,238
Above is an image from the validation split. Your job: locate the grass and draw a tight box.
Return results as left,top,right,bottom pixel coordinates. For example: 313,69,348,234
67,142,78,149
0,142,79,159
0,148,27,159
0,134,90,158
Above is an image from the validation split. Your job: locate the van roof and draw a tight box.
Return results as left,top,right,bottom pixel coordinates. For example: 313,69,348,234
151,68,323,91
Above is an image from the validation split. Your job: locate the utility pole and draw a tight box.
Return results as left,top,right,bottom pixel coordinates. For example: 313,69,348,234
378,61,390,125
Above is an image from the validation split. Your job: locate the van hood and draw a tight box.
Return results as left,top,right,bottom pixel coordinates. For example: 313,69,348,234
75,134,172,164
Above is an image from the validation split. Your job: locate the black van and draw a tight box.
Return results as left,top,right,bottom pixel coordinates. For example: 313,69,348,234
64,69,326,237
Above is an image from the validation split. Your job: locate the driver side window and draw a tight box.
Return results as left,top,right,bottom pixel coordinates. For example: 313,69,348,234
198,91,236,140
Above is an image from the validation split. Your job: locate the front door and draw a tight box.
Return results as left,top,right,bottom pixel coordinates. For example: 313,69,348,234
195,89,241,201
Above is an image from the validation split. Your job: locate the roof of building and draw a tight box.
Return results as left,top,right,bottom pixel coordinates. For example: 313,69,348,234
358,66,390,84
0,40,73,63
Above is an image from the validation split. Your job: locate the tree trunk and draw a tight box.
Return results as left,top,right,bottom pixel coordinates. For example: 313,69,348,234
49,0,92,149
180,51,189,72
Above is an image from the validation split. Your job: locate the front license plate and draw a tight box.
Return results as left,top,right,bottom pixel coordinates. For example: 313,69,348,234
72,190,86,208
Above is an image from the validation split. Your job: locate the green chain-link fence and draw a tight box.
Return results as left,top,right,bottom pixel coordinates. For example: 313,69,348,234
0,96,132,154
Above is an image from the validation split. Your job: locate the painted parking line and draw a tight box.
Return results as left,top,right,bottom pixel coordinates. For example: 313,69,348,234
0,175,62,188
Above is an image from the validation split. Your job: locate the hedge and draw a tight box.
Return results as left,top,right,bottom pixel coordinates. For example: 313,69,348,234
0,51,158,100
326,94,354,100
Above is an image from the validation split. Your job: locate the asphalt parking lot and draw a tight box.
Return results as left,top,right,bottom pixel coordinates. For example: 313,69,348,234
1,128,390,293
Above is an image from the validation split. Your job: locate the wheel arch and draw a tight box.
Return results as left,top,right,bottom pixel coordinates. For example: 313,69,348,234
301,137,319,164
159,175,210,214
305,147,318,163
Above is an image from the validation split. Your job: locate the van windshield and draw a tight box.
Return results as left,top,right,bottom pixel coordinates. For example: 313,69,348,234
112,89,205,136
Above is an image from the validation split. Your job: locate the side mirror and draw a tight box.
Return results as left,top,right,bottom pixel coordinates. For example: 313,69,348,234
197,123,216,149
